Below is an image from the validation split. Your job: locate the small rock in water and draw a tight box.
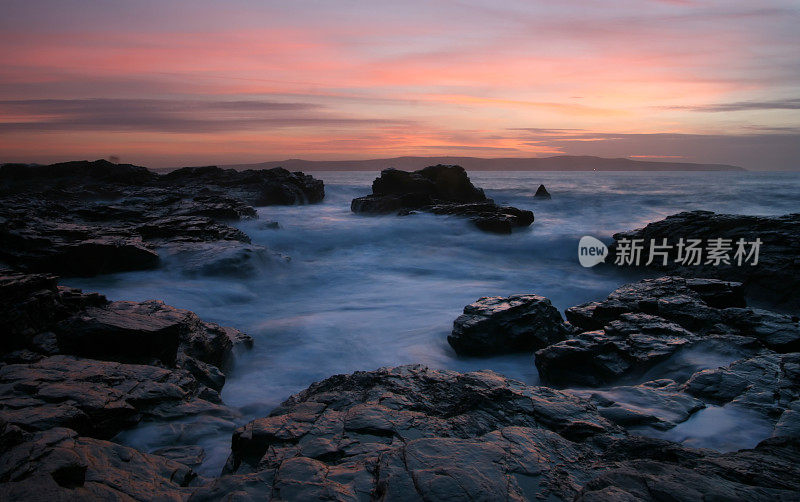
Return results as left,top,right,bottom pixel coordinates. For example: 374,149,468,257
534,184,551,199
448,294,571,355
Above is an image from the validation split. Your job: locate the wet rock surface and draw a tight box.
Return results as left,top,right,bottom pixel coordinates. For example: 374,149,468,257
0,426,201,501
351,165,534,233
608,210,800,309
0,159,324,276
537,276,797,387
194,365,800,501
0,271,250,442
448,294,572,355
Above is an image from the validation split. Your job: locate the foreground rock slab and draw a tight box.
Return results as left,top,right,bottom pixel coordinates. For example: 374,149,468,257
351,165,534,233
191,365,800,501
0,426,201,500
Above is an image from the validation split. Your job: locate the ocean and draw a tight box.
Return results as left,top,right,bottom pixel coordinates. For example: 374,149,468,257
67,170,800,474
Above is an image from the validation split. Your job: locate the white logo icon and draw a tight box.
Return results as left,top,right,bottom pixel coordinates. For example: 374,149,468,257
578,236,608,268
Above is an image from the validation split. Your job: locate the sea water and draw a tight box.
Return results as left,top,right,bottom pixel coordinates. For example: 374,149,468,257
68,170,800,474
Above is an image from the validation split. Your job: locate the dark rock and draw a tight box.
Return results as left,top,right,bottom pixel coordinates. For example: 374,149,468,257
683,352,800,434
0,355,230,438
534,184,551,199
161,165,324,205
577,436,800,500
351,165,533,233
448,294,571,355
607,211,800,309
0,427,200,500
152,445,206,469
0,160,324,276
204,365,617,501
572,379,706,429
537,277,784,386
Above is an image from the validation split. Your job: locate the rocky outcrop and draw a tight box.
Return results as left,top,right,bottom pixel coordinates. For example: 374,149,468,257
684,352,800,437
0,426,201,500
161,165,324,205
351,165,534,234
191,365,800,501
0,160,324,276
448,294,572,355
0,271,251,439
536,277,798,386
607,211,800,309
200,365,617,500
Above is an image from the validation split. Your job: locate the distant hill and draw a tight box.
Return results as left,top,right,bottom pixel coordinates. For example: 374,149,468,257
199,155,744,172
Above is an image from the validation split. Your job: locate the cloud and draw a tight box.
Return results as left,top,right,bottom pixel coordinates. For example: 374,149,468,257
666,98,800,112
0,98,410,133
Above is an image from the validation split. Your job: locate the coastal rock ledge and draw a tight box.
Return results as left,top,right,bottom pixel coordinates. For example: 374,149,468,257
189,365,800,501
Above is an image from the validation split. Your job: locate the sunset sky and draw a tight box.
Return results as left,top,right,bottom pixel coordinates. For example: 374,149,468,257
1,0,799,169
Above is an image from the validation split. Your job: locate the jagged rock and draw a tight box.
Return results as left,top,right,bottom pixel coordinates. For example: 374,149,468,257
0,355,230,438
0,270,106,354
0,160,324,276
448,294,571,355
534,184,551,199
536,277,787,386
683,352,800,434
197,365,617,501
162,166,324,205
195,365,800,500
351,165,533,233
0,427,200,500
572,379,706,430
607,211,800,309
577,436,800,500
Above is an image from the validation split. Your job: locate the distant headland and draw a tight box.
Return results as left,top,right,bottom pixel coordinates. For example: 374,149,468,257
204,155,745,172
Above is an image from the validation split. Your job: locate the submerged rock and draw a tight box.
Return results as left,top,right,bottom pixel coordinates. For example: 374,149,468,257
448,294,571,355
351,165,534,234
607,210,800,309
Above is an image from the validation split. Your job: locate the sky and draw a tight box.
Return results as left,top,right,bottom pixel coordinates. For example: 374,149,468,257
1,0,799,169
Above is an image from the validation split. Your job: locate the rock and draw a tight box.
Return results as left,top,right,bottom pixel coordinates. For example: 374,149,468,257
203,365,617,501
448,294,571,355
683,352,800,433
351,165,533,233
0,427,200,500
161,166,324,205
536,277,786,386
607,211,800,309
0,160,325,276
196,365,800,500
572,379,706,430
152,445,206,469
577,436,800,501
0,270,106,354
0,355,230,438
534,184,551,199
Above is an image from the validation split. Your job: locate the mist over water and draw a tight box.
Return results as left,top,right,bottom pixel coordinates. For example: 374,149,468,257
68,170,800,474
